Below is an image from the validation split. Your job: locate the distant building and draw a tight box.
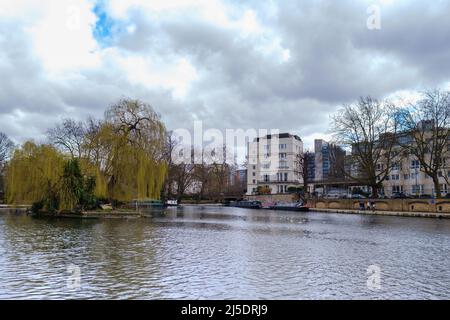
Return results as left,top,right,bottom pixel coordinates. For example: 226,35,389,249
310,139,347,196
247,133,303,195
378,129,450,197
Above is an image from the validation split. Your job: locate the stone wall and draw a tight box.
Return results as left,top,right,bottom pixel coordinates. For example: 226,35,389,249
311,198,450,213
246,194,297,203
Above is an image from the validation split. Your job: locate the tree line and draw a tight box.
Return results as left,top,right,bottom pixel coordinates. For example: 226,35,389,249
330,89,450,197
1,89,449,210
0,98,246,212
1,99,167,212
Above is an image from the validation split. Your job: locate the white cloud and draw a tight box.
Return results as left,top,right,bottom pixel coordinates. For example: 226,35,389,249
26,1,100,72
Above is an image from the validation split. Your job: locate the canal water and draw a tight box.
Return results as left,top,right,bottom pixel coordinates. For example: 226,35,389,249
0,206,449,299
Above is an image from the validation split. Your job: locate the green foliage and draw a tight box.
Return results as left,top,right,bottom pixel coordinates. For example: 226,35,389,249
60,158,98,211
7,98,168,211
6,142,65,207
257,186,271,195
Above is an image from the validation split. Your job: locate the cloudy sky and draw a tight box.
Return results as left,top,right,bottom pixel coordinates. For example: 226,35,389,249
1,0,450,150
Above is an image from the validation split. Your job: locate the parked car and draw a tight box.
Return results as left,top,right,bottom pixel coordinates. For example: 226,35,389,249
391,192,412,199
325,192,345,199
351,194,367,199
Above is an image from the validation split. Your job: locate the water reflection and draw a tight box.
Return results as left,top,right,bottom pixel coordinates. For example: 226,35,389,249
0,206,449,299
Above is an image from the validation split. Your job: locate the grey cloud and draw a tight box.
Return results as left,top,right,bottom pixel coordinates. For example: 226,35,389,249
1,0,450,149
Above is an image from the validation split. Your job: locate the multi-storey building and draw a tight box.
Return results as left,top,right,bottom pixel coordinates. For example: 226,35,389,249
365,124,450,197
246,133,303,195
309,139,347,196
380,154,450,197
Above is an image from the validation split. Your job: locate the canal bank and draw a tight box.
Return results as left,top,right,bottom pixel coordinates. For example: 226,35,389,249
0,207,142,219
311,208,450,219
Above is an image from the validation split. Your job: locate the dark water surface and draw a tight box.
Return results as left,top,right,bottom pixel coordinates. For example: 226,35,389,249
0,206,449,299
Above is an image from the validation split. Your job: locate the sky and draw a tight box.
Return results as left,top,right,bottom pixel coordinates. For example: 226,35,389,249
1,0,450,151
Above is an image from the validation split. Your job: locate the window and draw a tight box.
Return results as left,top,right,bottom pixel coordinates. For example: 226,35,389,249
263,175,270,182
252,179,256,184
279,143,287,149
279,161,288,169
252,172,255,176
392,163,401,171
404,174,409,180
252,165,256,170
392,185,402,193
412,185,423,194
391,174,399,180
411,160,420,169
279,153,287,159
284,172,288,181
262,163,270,169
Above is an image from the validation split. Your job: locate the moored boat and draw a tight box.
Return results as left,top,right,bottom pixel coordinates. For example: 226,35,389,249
165,199,178,207
230,200,262,209
270,202,309,212
131,199,165,209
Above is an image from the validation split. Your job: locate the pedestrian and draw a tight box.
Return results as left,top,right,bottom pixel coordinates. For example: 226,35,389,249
359,201,365,210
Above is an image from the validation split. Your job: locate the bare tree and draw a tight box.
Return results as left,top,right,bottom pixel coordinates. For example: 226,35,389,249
0,132,14,199
162,132,196,202
397,89,450,197
295,151,312,195
47,119,86,158
193,148,211,202
0,132,14,164
331,96,398,197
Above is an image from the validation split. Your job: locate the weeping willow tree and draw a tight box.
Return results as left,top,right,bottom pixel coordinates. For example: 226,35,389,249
6,142,99,212
9,98,168,211
6,142,65,209
97,99,167,202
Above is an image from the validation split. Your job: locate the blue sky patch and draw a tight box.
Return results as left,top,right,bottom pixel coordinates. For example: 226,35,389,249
92,0,116,47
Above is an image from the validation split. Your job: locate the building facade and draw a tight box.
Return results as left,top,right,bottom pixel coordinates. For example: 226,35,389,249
309,139,347,196
380,154,450,197
246,133,303,195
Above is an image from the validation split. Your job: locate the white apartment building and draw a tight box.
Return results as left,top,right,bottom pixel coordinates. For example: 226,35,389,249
380,157,450,197
246,133,303,195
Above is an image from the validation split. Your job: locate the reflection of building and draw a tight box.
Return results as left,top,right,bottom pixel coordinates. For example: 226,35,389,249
246,133,303,195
